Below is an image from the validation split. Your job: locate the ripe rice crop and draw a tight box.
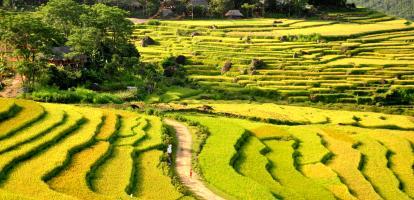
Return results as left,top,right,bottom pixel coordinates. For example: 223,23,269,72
264,140,335,200
0,99,45,140
183,115,276,200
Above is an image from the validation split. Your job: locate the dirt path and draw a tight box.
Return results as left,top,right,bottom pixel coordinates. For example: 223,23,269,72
0,75,22,98
164,119,225,200
128,18,148,24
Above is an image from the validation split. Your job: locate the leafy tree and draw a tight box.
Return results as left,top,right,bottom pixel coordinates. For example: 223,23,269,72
308,0,347,7
241,3,256,17
66,26,102,62
0,13,61,90
38,0,86,37
90,3,134,45
209,0,234,16
136,63,163,96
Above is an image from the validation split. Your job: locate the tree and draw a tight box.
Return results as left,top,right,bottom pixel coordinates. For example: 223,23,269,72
66,26,102,62
209,0,234,16
308,0,347,7
241,3,256,17
0,13,60,90
88,4,135,55
38,0,86,37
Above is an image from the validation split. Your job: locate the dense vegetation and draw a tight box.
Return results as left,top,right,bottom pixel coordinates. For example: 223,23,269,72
0,0,190,103
1,0,353,18
350,0,414,20
0,0,139,90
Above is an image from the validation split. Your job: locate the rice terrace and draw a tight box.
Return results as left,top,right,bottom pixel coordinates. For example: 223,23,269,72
0,0,413,200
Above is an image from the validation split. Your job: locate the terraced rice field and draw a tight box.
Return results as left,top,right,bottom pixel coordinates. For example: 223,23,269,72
0,97,413,200
0,98,189,200
176,101,414,200
135,9,414,104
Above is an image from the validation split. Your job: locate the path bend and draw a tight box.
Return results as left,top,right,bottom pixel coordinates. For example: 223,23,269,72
164,119,225,200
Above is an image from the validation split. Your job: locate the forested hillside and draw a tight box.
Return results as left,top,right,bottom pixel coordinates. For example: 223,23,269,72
350,0,414,20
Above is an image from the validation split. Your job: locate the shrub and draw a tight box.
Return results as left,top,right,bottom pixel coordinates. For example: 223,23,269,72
30,88,122,104
377,87,414,105
147,20,161,26
352,115,362,122
357,97,373,105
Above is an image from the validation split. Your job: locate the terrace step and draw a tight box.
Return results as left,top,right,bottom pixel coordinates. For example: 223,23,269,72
0,99,46,140
264,140,336,200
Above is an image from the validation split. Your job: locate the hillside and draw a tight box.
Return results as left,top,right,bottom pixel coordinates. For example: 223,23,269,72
350,0,414,20
135,9,414,105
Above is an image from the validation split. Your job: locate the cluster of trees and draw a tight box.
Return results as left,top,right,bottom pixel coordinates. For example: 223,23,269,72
1,0,349,18
1,0,189,100
349,0,414,20
0,0,140,91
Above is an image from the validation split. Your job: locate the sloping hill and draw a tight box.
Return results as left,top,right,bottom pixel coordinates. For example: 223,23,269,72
135,9,414,105
350,0,414,20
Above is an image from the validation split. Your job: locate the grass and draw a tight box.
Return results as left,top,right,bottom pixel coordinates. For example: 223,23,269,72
334,126,414,198
1,96,414,199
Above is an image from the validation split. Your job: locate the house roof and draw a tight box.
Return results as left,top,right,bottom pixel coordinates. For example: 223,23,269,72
225,10,244,17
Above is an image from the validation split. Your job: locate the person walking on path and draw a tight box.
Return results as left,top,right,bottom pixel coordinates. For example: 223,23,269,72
164,119,226,200
167,143,173,165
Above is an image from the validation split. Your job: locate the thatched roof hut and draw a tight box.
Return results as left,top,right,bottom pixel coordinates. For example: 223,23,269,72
225,10,244,18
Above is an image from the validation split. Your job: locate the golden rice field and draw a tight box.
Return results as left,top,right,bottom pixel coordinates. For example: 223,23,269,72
177,101,414,200
0,98,190,200
0,97,413,200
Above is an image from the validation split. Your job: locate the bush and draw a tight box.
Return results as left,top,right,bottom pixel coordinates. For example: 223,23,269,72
376,87,414,105
30,88,122,104
356,97,373,105
147,20,161,26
